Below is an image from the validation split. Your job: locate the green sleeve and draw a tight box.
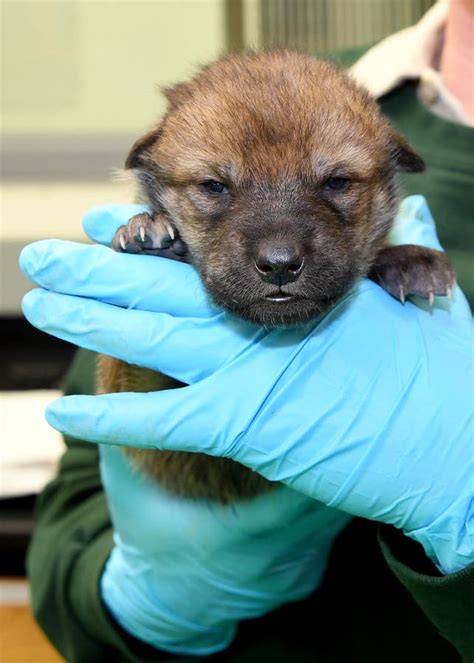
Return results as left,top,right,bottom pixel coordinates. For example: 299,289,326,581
378,526,474,662
26,349,188,663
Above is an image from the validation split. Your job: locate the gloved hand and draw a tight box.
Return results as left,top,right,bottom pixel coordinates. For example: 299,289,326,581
99,444,349,655
20,208,351,656
20,196,473,584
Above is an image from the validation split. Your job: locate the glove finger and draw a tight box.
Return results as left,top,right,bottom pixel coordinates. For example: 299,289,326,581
389,195,443,251
22,289,263,384
43,305,331,454
45,388,228,457
82,204,150,245
19,240,216,318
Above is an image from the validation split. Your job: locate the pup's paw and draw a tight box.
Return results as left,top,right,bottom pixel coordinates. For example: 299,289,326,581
369,245,456,304
112,212,189,262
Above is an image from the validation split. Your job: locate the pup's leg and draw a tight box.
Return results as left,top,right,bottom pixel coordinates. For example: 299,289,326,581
112,212,189,262
369,245,456,304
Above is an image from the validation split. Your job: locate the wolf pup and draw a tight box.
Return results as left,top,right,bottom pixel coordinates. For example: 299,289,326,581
97,50,455,503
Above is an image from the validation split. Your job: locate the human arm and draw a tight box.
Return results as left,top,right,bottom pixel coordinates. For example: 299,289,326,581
27,348,473,662
28,349,353,661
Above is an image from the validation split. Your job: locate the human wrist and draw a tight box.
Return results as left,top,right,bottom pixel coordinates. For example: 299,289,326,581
100,546,236,657
403,492,474,575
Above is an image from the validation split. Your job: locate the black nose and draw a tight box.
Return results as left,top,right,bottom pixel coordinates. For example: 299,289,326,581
254,244,304,285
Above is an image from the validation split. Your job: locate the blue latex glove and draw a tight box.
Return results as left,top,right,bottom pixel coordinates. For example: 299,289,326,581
20,195,473,585
99,445,349,655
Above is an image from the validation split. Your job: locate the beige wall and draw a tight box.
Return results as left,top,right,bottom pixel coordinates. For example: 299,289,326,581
1,1,226,312
2,0,226,135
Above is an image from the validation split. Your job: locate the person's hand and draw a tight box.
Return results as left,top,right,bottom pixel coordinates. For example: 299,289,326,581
20,209,350,656
20,196,473,579
99,444,349,655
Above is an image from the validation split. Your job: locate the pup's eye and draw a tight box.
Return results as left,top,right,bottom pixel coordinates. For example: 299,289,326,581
323,177,351,192
200,180,229,194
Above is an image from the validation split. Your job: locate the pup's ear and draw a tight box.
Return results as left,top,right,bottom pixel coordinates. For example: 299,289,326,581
125,124,161,170
126,82,192,169
162,82,193,112
391,131,425,173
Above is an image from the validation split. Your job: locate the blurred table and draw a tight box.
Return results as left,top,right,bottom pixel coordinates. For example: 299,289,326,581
0,578,64,662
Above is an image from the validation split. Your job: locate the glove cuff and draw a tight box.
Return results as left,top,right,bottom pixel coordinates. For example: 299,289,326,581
404,495,474,575
100,548,237,657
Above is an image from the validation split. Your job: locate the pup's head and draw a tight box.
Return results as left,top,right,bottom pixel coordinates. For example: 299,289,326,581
127,50,424,325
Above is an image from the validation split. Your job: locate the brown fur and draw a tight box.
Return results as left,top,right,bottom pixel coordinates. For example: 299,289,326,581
97,50,453,502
